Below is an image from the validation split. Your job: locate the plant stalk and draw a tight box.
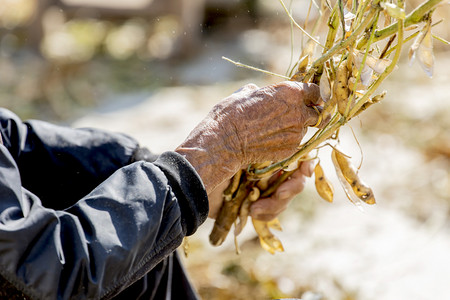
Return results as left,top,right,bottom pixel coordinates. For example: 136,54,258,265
304,5,379,81
357,0,444,48
349,3,405,117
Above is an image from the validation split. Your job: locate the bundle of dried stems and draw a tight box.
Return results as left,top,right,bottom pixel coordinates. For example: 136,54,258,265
209,0,448,254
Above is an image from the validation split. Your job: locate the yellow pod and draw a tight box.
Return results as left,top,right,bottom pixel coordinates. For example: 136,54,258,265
334,62,351,115
234,198,250,236
252,219,284,254
267,218,283,231
314,163,334,203
248,187,260,201
332,149,376,205
256,176,271,191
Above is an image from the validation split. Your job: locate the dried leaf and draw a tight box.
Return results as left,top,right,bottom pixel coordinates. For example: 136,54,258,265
365,55,392,74
301,38,318,59
234,198,251,236
353,49,392,74
408,20,434,77
297,55,310,73
408,25,427,65
417,24,434,77
351,65,373,87
348,77,367,93
344,11,356,32
182,237,190,257
319,68,332,102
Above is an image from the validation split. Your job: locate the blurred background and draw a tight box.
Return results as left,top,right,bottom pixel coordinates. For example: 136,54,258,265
1,0,449,299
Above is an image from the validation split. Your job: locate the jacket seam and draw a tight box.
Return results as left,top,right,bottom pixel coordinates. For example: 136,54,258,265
0,266,44,300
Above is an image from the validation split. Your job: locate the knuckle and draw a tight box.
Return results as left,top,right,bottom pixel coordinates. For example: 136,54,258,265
245,83,259,90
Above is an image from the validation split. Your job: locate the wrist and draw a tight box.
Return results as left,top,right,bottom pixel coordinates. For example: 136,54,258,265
175,117,241,194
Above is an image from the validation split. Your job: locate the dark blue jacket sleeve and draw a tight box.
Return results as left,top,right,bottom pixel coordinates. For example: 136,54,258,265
0,108,141,210
0,109,209,299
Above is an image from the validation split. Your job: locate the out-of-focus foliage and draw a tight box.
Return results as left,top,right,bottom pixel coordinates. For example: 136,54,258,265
0,0,264,120
0,0,448,122
41,13,108,63
39,10,182,63
0,0,36,29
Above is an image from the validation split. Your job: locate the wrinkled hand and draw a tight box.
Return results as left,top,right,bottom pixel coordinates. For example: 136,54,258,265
208,160,314,221
211,81,321,165
176,81,321,194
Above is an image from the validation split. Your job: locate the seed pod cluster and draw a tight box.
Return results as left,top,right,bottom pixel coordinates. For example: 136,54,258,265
210,0,443,254
211,150,377,254
312,148,375,208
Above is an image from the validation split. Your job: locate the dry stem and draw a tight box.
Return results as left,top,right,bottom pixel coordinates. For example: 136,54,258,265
211,0,443,249
358,0,444,47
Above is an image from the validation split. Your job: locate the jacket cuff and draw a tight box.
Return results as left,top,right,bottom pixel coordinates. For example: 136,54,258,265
130,147,160,163
153,151,208,236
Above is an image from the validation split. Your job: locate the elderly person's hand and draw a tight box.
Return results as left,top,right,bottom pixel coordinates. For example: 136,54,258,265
175,81,321,200
207,160,314,221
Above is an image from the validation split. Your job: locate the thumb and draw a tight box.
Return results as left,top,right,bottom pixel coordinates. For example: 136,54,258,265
300,82,322,107
299,82,323,127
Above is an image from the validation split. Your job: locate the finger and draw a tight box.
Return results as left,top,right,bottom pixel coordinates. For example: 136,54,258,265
250,170,306,221
293,82,323,128
277,169,307,196
250,193,289,221
299,160,314,178
250,196,286,221
300,82,322,107
207,179,230,219
274,81,321,107
304,105,322,127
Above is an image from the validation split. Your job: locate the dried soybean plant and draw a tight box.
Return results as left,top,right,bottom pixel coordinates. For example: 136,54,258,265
209,0,448,254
